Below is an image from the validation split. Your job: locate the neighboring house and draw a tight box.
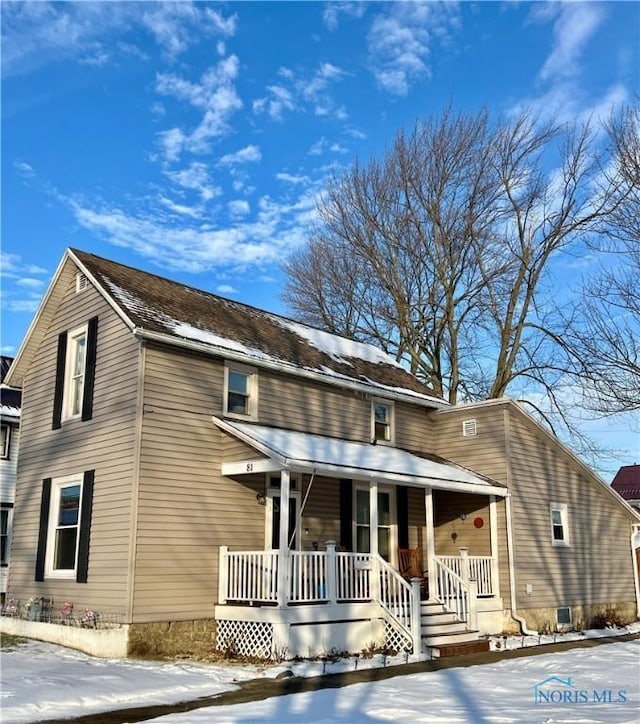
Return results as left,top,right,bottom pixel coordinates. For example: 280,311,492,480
612,465,640,510
0,356,21,602
1,249,639,659
612,465,640,583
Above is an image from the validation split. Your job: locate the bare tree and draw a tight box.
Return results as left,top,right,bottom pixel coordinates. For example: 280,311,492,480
284,106,623,423
566,105,640,414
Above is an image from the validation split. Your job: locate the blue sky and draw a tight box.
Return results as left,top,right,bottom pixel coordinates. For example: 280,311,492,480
1,1,639,474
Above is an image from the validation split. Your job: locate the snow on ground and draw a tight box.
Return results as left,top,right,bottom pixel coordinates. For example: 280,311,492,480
1,627,639,723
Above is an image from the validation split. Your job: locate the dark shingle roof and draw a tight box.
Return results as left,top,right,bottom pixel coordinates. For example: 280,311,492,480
72,249,442,405
611,465,640,500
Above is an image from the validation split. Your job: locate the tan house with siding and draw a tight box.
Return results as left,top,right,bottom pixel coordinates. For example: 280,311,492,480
2,249,638,659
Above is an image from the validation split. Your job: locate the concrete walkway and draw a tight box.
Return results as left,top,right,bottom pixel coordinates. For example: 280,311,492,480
39,633,640,724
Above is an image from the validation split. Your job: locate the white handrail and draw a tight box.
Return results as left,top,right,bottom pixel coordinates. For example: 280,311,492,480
372,554,419,652
433,557,469,623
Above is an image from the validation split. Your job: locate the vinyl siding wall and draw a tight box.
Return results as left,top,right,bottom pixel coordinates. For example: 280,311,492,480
506,406,637,610
432,406,511,602
133,346,264,622
7,265,138,615
132,344,442,620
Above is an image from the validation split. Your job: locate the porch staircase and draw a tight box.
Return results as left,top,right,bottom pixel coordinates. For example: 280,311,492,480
419,600,489,658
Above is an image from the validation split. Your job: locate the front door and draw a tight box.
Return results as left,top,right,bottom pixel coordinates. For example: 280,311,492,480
354,485,396,563
265,474,301,550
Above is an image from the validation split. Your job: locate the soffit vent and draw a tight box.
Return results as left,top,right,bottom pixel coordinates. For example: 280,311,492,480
462,419,477,437
76,272,88,293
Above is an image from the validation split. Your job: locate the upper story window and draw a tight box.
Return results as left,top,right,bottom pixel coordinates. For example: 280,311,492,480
372,400,394,444
46,477,83,578
1,424,10,459
63,325,87,420
52,317,98,430
224,363,258,419
550,502,570,547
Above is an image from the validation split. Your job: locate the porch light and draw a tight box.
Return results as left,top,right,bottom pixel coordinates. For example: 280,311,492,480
256,493,266,506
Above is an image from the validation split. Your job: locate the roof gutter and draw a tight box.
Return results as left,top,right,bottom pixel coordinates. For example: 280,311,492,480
136,327,448,410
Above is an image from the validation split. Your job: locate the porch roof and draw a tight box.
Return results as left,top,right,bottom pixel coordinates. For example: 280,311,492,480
213,417,508,497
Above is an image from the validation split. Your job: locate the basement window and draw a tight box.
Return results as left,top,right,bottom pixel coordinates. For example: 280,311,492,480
462,419,477,437
556,606,572,630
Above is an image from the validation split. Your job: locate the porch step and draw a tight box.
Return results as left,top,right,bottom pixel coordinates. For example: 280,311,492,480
419,599,486,654
422,628,484,647
431,638,490,658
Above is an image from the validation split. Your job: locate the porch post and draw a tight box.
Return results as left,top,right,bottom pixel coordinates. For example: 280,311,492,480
369,480,379,556
459,546,478,630
219,545,228,604
277,469,291,608
489,495,500,597
370,480,379,601
325,540,337,604
424,487,435,598
410,578,422,654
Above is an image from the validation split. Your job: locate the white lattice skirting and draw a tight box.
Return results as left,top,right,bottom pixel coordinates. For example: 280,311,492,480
216,619,274,659
384,619,413,654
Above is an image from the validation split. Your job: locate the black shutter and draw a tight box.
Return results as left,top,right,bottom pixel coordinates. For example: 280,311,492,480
52,332,67,429
81,316,98,422
76,470,94,583
35,479,52,581
397,486,409,549
339,479,353,551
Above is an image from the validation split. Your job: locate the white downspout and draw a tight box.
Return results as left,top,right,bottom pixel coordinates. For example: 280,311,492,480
505,494,537,635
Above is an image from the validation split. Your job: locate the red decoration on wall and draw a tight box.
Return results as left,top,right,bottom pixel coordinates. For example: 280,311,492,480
473,517,484,529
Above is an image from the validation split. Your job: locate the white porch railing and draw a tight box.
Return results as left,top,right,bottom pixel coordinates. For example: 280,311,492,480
435,554,494,596
219,545,421,652
220,549,279,604
289,551,328,603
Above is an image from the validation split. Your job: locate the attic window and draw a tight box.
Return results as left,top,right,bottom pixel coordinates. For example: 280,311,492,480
462,419,477,437
75,273,88,293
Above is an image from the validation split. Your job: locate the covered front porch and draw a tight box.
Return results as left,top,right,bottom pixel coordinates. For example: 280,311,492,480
212,418,508,658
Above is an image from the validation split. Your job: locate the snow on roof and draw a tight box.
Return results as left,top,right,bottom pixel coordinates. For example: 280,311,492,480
278,318,401,369
217,419,507,495
73,249,444,407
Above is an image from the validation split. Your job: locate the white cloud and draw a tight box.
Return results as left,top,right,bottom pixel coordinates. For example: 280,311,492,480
218,145,262,167
1,1,237,77
14,160,34,176
253,62,347,121
323,1,367,31
155,55,242,160
366,2,461,96
61,175,324,274
228,200,250,217
276,173,311,185
216,284,237,295
536,3,604,83
16,278,44,289
158,196,202,218
164,162,220,201
252,85,296,120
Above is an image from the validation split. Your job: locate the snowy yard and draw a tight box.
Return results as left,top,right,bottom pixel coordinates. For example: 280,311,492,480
1,629,639,723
